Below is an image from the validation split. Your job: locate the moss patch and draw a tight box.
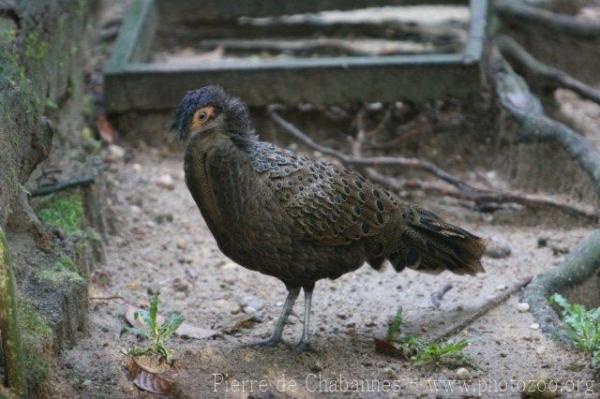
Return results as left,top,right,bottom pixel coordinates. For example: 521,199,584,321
37,257,84,284
17,299,52,388
36,192,84,235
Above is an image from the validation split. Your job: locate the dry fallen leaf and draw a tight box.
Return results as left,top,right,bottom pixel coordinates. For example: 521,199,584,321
125,305,219,340
127,354,177,395
96,114,115,144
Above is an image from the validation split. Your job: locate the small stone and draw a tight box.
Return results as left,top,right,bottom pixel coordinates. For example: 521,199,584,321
132,163,143,172
484,238,511,259
130,205,141,214
105,144,125,162
215,299,240,314
455,367,471,380
496,284,508,291
530,323,540,330
172,278,189,293
156,174,175,190
536,345,546,355
176,239,187,250
240,296,264,312
82,379,92,387
537,236,549,248
517,303,530,312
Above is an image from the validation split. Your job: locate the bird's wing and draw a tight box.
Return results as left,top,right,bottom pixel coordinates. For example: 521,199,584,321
248,142,400,245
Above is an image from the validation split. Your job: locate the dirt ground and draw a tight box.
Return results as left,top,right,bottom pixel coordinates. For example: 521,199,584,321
58,140,597,398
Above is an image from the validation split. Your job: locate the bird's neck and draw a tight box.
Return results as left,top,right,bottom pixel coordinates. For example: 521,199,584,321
183,130,251,243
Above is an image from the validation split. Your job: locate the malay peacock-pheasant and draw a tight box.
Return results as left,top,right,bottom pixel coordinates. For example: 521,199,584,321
171,86,486,351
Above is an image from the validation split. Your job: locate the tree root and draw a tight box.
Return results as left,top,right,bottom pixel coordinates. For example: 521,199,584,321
268,107,599,222
490,49,600,199
495,0,600,40
521,230,600,344
496,35,600,106
492,47,600,343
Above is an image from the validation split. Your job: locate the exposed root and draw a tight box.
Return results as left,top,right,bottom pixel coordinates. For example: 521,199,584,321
269,107,599,222
496,35,600,106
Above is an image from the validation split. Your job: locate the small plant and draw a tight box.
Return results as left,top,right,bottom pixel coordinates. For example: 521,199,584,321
380,307,474,370
414,339,474,370
122,295,183,362
386,307,404,342
549,293,600,368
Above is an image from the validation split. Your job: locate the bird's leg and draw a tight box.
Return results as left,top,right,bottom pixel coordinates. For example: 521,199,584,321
246,287,300,347
295,287,313,352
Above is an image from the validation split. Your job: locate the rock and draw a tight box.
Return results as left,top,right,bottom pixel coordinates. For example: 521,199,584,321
484,238,511,259
132,163,143,172
536,345,546,355
530,323,540,330
496,284,508,291
105,144,125,162
537,236,549,248
156,174,175,190
176,239,187,250
240,296,264,313
455,367,471,380
517,303,530,313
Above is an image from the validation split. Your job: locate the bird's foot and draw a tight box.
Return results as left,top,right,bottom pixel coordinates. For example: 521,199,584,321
295,340,312,353
244,336,281,348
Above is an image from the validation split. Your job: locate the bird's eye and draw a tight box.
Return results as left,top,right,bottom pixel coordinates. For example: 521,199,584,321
199,112,208,121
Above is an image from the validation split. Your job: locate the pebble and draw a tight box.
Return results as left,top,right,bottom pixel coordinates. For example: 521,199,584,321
130,205,141,214
517,302,530,312
156,174,175,190
216,299,240,314
132,163,143,172
455,367,471,380
240,296,264,312
536,345,546,355
530,323,540,330
496,284,508,291
105,144,125,162
176,239,187,250
484,238,512,259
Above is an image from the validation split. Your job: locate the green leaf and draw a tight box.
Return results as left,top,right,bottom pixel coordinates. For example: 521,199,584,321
159,312,184,341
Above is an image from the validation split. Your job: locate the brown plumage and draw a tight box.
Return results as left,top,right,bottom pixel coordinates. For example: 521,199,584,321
171,86,486,351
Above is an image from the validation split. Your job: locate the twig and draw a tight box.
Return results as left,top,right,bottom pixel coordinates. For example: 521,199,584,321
270,108,600,223
496,36,600,105
430,277,532,342
269,107,476,192
431,284,453,309
495,0,600,39
30,176,95,197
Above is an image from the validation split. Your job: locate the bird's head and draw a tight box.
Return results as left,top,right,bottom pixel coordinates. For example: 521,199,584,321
170,85,253,142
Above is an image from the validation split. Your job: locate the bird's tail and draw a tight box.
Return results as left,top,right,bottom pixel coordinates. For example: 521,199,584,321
384,207,486,276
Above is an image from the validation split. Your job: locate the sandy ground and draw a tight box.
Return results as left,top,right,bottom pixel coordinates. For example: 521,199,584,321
59,141,598,398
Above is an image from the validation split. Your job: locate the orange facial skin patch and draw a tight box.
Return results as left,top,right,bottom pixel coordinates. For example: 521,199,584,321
191,106,216,131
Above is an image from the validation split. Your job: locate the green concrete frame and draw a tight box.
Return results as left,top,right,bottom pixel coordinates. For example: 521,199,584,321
104,0,488,112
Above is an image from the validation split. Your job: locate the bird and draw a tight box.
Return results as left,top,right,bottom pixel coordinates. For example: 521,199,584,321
170,86,486,352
